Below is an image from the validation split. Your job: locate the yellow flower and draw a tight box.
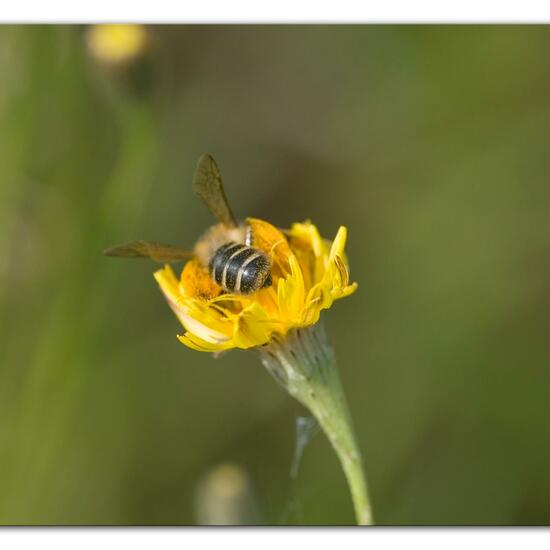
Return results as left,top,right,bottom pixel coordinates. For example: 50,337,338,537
154,219,357,352
86,24,149,65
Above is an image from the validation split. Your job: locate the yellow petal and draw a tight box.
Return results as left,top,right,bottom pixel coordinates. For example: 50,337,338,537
277,254,305,322
178,332,235,352
232,302,275,349
328,226,348,263
155,266,232,344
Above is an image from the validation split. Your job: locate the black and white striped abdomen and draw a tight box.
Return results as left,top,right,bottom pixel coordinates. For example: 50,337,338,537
209,242,272,295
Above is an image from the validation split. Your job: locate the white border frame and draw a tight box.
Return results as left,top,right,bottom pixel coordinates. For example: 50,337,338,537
2,529,550,550
1,0,550,23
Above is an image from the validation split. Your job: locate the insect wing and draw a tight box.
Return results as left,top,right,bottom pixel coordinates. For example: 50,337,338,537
192,153,237,227
103,240,192,263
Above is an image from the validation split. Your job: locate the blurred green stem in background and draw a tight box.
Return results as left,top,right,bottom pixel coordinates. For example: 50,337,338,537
260,323,374,526
0,26,158,519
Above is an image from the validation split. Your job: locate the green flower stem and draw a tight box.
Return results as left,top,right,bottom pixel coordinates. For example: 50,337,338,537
260,323,374,526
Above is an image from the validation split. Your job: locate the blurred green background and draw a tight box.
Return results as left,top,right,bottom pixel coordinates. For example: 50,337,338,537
1,24,550,525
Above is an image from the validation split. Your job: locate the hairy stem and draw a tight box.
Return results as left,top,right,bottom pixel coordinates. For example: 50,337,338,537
259,323,374,526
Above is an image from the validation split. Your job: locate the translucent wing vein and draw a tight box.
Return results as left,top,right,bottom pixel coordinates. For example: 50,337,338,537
103,240,192,263
192,153,237,227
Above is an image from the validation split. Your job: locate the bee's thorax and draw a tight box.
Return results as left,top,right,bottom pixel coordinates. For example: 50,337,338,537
193,222,247,267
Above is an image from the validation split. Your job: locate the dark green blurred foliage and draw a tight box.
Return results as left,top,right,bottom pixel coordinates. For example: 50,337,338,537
1,25,550,525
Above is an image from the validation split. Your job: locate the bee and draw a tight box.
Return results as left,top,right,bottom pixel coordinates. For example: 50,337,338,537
104,154,272,295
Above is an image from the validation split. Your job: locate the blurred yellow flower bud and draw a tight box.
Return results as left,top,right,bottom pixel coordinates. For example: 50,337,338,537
86,24,149,66
194,463,261,525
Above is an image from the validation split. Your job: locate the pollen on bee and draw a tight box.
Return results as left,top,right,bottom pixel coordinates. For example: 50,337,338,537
247,217,293,278
181,259,221,300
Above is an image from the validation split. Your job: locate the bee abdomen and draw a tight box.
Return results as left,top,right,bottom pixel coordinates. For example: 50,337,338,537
210,242,271,295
